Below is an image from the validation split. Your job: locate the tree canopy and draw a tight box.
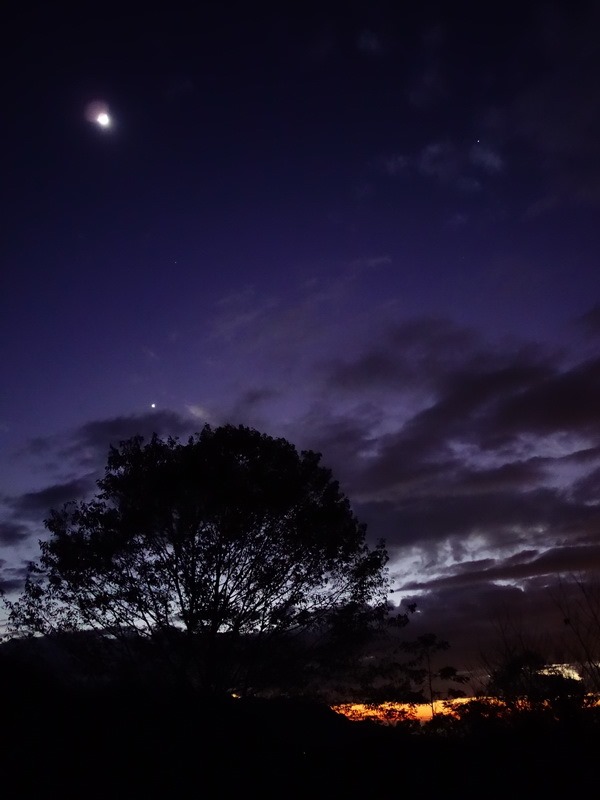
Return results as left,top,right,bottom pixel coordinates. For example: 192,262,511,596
6,424,389,694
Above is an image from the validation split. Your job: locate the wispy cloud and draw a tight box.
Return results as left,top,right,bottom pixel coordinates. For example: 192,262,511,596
380,140,504,191
469,143,504,174
357,30,385,56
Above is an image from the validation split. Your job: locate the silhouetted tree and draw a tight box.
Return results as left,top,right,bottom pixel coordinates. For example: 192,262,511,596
400,633,467,716
480,647,586,732
553,575,600,693
5,425,389,694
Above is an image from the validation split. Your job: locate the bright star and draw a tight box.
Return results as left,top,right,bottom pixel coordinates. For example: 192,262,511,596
96,112,111,127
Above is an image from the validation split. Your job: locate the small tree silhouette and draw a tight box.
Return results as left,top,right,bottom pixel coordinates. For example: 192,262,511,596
401,633,467,717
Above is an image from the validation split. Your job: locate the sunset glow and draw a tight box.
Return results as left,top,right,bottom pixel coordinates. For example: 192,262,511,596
333,695,600,725
333,698,473,724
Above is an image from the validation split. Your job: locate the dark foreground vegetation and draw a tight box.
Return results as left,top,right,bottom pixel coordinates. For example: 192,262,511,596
3,649,599,800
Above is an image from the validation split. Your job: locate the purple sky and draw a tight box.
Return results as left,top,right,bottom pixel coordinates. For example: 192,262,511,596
2,1,599,667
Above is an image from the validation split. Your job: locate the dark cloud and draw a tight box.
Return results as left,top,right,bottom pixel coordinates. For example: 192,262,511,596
452,460,547,493
551,445,600,465
0,521,30,545
571,465,600,504
468,143,503,174
23,436,55,457
384,141,504,192
225,388,281,428
356,30,385,57
389,317,480,361
325,317,480,393
405,544,600,592
418,142,461,182
413,349,555,438
486,3,600,210
69,410,196,456
398,580,572,672
327,351,405,391
405,20,446,109
1,412,205,545
358,486,598,554
0,412,206,573
576,304,600,339
320,323,599,509
308,318,600,609
23,411,198,474
287,403,380,495
7,477,96,520
407,64,446,109
492,356,600,437
516,78,600,209
346,350,551,497
382,154,408,177
0,562,30,594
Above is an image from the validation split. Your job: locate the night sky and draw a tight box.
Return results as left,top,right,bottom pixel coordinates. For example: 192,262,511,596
2,1,599,667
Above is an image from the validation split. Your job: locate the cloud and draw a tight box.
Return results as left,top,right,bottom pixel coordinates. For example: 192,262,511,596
406,23,446,109
0,411,208,564
571,465,600,505
185,405,218,425
11,413,201,516
469,144,503,174
0,521,30,545
62,410,197,467
404,544,600,593
418,142,460,182
141,346,159,361
303,317,600,603
211,288,280,342
346,255,392,272
480,4,600,212
577,304,600,339
24,410,196,467
357,486,593,555
382,155,407,176
382,141,504,192
6,476,96,520
325,317,479,392
208,260,393,369
225,388,281,429
357,30,384,56
0,562,29,594
445,212,469,228
408,65,445,108
492,356,600,438
398,579,572,671
418,141,504,186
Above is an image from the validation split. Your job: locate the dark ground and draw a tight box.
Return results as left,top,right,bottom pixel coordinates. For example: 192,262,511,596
3,676,599,799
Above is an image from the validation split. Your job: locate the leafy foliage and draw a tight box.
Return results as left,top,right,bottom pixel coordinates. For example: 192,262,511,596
5,425,389,694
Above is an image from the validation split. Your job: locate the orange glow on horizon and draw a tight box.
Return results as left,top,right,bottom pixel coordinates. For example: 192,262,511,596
332,698,472,724
332,695,600,725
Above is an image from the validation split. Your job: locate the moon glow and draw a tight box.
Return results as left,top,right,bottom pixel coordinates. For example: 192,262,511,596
85,100,112,129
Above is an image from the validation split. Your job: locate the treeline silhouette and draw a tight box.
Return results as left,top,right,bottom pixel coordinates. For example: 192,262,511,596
2,633,599,799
